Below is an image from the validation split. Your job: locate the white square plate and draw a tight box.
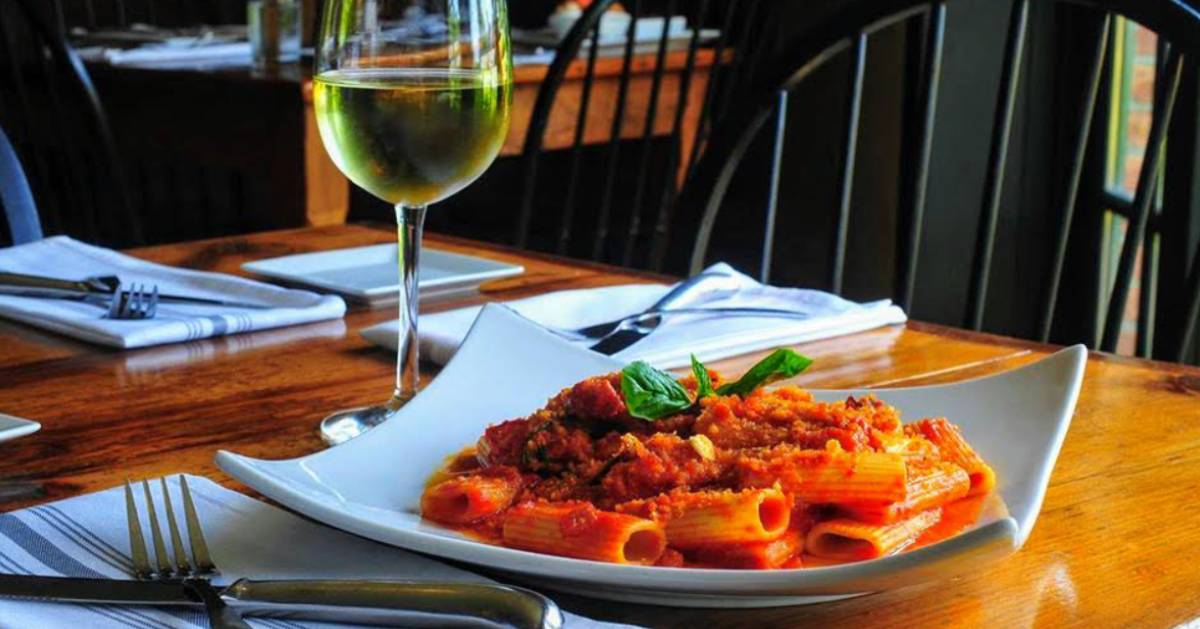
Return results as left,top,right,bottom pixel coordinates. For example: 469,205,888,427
242,244,524,306
0,413,40,444
217,305,1086,607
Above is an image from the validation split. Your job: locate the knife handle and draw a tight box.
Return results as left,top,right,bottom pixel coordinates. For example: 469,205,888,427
651,271,740,312
223,579,564,629
0,271,91,294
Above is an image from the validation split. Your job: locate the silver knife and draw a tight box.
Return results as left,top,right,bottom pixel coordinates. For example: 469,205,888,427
589,270,742,355
0,574,563,629
0,272,274,310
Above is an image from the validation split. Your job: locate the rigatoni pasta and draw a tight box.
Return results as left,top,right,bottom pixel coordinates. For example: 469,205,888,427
909,417,997,496
502,501,666,565
807,508,942,560
616,487,791,548
838,461,970,524
736,446,908,504
420,470,523,524
420,349,996,569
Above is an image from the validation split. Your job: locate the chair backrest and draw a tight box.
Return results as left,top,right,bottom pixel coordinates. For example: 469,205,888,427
0,123,43,246
513,0,777,271
670,0,1200,364
0,0,141,246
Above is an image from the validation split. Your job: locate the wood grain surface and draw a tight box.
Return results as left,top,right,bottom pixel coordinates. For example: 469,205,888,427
1,224,1198,628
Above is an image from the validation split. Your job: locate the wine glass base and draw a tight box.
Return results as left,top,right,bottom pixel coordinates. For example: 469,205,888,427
319,405,394,446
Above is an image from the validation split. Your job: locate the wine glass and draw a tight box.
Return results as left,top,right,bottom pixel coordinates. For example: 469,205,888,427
313,0,512,444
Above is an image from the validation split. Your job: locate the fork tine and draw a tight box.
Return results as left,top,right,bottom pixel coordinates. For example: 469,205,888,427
124,480,152,579
147,285,159,318
141,480,173,577
132,285,146,320
160,478,191,575
179,475,217,574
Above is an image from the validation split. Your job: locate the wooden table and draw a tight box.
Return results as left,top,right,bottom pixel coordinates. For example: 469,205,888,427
1,223,1198,628
88,49,716,232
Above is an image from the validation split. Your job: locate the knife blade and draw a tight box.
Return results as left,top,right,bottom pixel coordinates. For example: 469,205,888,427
0,271,274,309
0,574,563,629
0,287,274,310
0,573,197,605
132,293,275,310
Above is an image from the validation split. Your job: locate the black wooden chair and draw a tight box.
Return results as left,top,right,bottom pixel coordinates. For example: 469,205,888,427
0,123,43,246
669,0,1200,364
0,0,142,247
512,0,778,271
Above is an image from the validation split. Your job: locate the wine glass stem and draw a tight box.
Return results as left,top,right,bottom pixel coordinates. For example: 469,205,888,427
390,203,426,409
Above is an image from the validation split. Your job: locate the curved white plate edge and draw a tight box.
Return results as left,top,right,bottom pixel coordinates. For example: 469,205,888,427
215,307,1084,594
0,414,41,443
1011,344,1087,546
215,447,1021,594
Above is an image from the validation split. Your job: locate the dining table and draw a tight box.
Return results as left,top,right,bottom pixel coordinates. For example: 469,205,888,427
0,222,1198,628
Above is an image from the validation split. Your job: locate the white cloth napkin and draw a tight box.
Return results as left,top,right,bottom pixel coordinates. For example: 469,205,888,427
81,42,252,66
0,476,634,628
0,237,345,349
362,263,907,369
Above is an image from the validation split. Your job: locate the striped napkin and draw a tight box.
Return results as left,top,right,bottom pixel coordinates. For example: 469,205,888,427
75,42,252,66
0,237,345,349
362,262,907,368
0,476,631,628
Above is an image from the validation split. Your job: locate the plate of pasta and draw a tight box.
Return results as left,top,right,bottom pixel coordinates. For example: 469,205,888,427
217,304,1086,607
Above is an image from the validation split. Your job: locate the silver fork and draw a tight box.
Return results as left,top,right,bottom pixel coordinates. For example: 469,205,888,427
124,477,250,629
107,284,159,320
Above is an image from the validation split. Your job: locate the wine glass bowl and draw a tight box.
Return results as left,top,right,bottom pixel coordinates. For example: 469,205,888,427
314,67,510,207
313,0,512,444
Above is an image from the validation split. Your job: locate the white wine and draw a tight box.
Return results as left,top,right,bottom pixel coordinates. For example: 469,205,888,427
313,68,511,206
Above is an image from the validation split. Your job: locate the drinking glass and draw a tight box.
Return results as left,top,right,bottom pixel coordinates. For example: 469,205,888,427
248,0,301,69
313,0,512,444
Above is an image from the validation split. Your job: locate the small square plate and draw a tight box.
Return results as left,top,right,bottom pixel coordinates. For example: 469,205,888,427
242,244,524,306
217,305,1085,607
0,413,40,445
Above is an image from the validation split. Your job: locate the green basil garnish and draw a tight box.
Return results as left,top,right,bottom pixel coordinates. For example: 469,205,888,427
691,354,715,398
621,361,693,421
715,349,813,397
619,349,813,419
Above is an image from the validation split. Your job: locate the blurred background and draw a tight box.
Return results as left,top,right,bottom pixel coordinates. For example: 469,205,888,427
0,0,1194,362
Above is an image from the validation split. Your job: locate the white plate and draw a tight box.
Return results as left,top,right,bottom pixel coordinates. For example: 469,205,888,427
242,245,524,306
0,413,40,444
217,305,1086,607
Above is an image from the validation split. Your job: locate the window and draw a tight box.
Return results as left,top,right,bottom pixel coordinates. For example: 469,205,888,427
1101,18,1159,356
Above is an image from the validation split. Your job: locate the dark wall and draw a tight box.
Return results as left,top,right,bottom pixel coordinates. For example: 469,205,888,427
53,0,249,29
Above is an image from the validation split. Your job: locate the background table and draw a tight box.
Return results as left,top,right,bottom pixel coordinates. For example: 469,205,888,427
0,224,1198,627
87,49,717,234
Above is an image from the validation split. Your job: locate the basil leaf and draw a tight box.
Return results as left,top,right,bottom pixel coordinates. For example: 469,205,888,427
621,361,693,421
716,349,813,397
691,354,714,398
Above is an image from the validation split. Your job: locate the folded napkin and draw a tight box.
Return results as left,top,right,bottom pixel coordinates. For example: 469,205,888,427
0,476,633,628
362,263,907,369
0,236,345,349
78,42,252,66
